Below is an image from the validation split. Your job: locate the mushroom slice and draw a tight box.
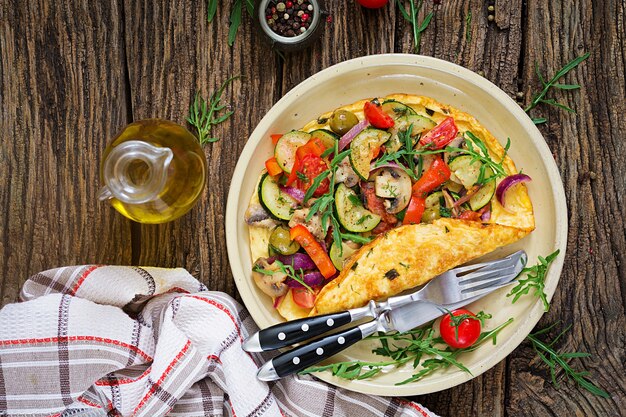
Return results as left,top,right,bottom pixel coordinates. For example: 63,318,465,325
252,258,288,298
373,168,412,214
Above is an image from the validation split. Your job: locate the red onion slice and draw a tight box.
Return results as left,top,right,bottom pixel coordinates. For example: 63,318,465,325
280,185,305,203
480,208,491,221
338,119,369,151
496,174,532,206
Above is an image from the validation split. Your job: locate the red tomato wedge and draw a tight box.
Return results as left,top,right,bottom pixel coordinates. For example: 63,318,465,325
294,154,329,197
419,117,459,149
364,100,395,129
271,134,283,145
292,287,316,309
286,137,328,186
439,309,482,349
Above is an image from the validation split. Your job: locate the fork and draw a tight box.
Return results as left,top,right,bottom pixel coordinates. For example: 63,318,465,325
243,250,526,352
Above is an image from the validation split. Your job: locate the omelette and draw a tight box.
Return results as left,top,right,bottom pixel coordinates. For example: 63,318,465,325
245,94,534,320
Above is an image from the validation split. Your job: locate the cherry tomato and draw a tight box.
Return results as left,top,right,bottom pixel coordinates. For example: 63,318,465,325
419,117,459,149
294,154,330,197
356,0,389,8
364,100,395,129
439,309,482,349
292,287,316,309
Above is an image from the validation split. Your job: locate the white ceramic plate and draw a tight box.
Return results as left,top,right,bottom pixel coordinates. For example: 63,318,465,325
226,54,567,396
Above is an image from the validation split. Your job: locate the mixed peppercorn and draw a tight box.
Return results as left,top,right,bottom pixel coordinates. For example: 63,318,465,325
265,0,315,37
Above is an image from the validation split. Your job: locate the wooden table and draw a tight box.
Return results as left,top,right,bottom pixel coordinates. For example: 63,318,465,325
1,1,624,415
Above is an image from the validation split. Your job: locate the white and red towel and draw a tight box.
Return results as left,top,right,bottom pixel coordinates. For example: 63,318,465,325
0,266,437,417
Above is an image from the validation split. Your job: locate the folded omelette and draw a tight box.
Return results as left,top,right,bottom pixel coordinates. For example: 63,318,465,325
246,94,535,320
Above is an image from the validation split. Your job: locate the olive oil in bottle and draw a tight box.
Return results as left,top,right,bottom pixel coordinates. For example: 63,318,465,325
98,119,207,224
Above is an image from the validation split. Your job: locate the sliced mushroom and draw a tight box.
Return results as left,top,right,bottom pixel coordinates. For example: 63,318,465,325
245,202,278,228
288,207,325,241
252,258,288,298
374,168,412,214
334,157,359,188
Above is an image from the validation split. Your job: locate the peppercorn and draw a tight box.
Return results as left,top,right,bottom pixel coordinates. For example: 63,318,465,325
264,0,315,38
488,5,495,12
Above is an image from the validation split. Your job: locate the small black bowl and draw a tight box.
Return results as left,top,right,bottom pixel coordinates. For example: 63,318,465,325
254,0,327,52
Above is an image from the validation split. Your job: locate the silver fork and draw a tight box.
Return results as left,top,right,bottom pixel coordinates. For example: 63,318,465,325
243,250,526,352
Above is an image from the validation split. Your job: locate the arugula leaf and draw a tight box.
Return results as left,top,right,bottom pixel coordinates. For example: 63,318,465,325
507,249,560,312
396,0,434,54
228,0,243,46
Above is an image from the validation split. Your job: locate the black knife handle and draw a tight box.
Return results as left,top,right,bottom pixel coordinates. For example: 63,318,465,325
270,326,362,378
256,311,352,351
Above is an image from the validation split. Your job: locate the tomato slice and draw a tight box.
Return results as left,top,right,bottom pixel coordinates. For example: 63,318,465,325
419,117,459,149
364,100,395,129
294,154,329,197
459,210,481,221
291,288,316,309
439,309,482,349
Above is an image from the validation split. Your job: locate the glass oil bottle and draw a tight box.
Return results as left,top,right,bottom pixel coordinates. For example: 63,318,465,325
98,119,207,224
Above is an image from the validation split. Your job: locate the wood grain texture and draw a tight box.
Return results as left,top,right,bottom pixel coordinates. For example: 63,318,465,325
506,0,626,415
0,0,624,416
123,0,280,294
0,0,132,305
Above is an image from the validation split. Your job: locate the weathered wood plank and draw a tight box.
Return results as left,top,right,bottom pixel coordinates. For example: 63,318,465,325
0,0,132,305
123,0,281,295
506,0,626,415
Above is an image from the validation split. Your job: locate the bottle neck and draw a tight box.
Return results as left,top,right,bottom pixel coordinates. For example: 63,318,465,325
98,140,173,204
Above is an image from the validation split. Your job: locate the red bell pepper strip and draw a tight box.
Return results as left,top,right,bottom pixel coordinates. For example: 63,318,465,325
459,210,482,221
364,100,395,129
403,157,452,225
419,117,459,149
290,225,337,279
265,157,283,176
271,134,282,145
286,137,328,186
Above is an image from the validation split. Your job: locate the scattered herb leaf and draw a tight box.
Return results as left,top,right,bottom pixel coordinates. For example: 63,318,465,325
187,76,240,145
508,249,559,312
396,0,434,54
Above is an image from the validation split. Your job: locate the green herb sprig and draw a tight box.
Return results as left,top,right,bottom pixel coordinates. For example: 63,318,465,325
252,259,313,292
507,249,559,312
525,52,590,124
526,323,609,398
301,317,513,385
187,76,240,145
396,0,434,54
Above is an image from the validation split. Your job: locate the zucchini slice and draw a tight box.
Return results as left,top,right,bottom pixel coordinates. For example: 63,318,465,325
469,180,496,211
385,114,436,153
274,131,311,173
334,183,381,232
258,173,297,221
404,114,436,134
310,129,339,149
349,128,391,180
381,100,417,119
329,241,359,271
448,155,482,189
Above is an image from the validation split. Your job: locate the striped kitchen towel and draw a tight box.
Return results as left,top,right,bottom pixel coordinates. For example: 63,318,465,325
0,266,437,417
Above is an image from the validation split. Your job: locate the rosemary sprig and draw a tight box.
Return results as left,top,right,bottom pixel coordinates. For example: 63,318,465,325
301,317,514,385
525,52,590,124
396,0,434,54
252,260,313,292
527,323,609,398
507,249,559,312
187,76,240,145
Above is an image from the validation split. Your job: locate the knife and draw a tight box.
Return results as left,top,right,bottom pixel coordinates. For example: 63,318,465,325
256,281,514,381
244,250,526,353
